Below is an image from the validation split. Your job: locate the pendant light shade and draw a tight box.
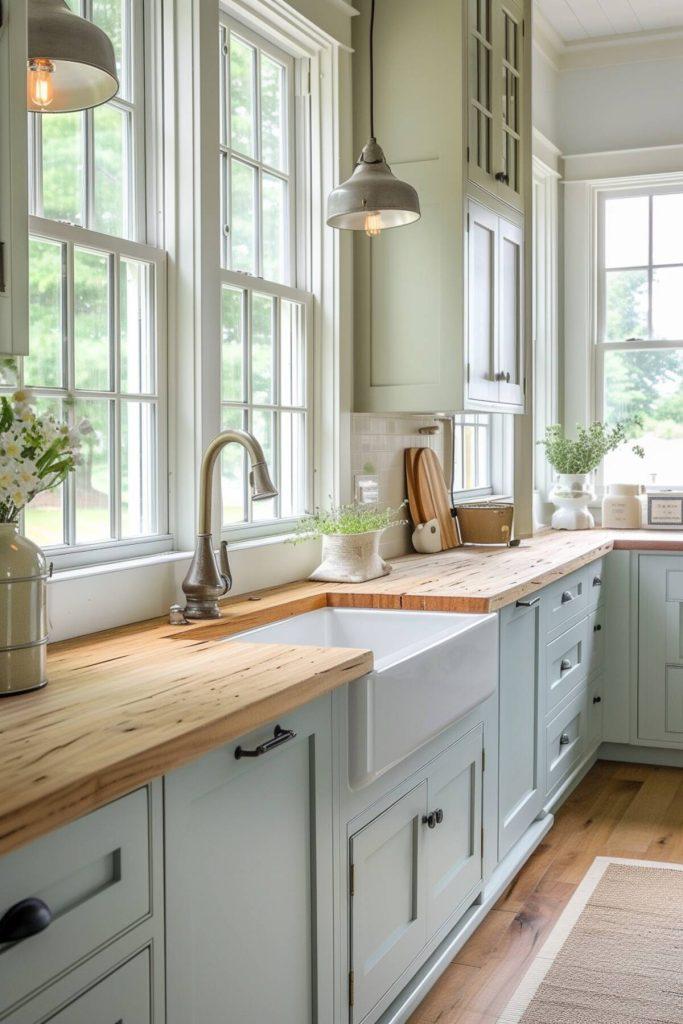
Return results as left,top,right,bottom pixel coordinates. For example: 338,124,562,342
327,138,420,234
27,0,119,113
326,0,420,237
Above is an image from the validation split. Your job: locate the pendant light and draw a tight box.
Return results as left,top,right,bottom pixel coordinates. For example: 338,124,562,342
326,0,420,237
27,0,119,113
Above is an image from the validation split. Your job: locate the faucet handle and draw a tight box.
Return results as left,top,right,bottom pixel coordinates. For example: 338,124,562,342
219,541,233,596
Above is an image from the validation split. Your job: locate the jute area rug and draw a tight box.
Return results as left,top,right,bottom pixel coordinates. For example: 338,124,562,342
498,857,683,1023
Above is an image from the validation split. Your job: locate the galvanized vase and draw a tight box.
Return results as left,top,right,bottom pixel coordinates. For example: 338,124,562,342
0,524,49,696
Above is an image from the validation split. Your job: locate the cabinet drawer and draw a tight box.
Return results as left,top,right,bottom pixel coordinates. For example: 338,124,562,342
545,687,587,798
545,618,588,713
0,789,150,1017
586,607,606,677
543,569,588,639
587,560,606,610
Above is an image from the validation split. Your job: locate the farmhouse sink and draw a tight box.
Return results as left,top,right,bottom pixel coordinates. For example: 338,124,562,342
234,607,498,788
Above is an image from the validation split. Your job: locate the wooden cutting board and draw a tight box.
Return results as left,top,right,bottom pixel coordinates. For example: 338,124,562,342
405,447,460,550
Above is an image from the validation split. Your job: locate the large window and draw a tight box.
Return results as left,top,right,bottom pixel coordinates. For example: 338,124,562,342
598,188,683,487
0,0,167,563
218,14,311,531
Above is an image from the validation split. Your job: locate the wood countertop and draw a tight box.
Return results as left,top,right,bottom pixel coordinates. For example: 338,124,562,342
1,527,682,857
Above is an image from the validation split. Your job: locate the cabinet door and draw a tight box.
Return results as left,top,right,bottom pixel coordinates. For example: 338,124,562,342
426,726,483,937
638,555,683,746
0,0,28,356
350,784,427,1024
497,216,524,408
164,698,334,1024
499,600,544,859
466,0,494,195
43,951,150,1024
467,201,498,405
491,0,524,210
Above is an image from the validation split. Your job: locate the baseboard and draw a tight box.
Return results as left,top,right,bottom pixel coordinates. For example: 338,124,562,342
376,815,554,1024
599,742,683,767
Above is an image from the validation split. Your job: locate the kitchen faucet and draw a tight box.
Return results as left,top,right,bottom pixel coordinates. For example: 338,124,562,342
180,429,278,619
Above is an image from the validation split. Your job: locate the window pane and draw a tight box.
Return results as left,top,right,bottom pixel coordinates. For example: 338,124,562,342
120,258,154,393
252,293,275,404
121,400,156,537
75,398,112,542
221,405,246,524
41,112,84,224
652,267,683,340
251,408,276,521
463,425,476,490
230,35,256,158
279,411,305,518
604,196,649,270
604,348,683,487
262,173,287,284
605,269,648,342
477,424,490,488
0,359,18,388
231,160,257,274
74,248,112,391
93,104,130,238
260,54,286,171
26,238,63,388
92,0,129,100
24,397,65,548
653,193,683,266
221,286,244,402
280,300,305,407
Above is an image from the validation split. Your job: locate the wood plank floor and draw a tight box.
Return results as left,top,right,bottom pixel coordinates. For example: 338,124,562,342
408,759,683,1024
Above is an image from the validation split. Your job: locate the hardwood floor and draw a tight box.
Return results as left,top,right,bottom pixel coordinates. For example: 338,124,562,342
408,759,683,1024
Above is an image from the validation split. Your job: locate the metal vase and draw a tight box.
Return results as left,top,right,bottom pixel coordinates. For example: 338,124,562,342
0,524,49,696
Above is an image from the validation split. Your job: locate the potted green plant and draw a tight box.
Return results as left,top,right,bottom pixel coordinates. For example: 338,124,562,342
538,421,644,530
294,502,407,583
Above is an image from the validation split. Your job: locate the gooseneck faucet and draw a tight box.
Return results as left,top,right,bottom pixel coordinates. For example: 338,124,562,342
181,429,278,619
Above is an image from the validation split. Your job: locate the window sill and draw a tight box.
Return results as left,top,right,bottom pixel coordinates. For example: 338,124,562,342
452,493,513,506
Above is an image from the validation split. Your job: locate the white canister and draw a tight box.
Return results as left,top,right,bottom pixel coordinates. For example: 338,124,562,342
601,483,644,529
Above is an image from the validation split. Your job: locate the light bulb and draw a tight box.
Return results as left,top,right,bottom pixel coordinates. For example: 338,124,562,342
27,59,56,111
364,212,382,237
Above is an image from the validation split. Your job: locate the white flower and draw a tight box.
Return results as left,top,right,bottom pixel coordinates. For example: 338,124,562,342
14,405,35,424
77,418,94,436
2,436,22,459
9,487,28,510
12,389,35,406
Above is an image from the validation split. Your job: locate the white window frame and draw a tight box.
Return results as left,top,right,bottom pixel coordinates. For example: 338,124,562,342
448,412,513,504
217,5,315,540
594,180,683,492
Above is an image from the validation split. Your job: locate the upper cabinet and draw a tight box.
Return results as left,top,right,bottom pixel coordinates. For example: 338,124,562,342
352,0,530,416
467,0,526,213
0,0,28,357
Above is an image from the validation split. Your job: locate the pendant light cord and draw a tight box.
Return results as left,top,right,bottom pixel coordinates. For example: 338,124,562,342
369,0,376,140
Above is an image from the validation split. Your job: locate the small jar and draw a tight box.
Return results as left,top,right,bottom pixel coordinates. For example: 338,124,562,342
601,483,644,529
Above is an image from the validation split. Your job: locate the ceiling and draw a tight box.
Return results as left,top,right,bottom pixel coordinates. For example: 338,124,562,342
537,0,683,42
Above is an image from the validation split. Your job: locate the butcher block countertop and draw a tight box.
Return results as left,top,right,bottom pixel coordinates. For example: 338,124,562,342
1,527,682,856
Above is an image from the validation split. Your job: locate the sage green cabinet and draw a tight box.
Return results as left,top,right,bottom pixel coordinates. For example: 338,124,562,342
0,0,28,357
638,555,683,746
164,697,334,1024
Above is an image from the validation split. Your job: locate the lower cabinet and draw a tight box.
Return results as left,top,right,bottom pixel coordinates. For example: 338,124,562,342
349,726,483,1024
498,600,544,860
44,952,150,1024
638,554,683,746
164,696,334,1024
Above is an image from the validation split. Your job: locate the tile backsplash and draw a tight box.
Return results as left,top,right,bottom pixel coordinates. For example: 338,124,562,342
351,413,446,557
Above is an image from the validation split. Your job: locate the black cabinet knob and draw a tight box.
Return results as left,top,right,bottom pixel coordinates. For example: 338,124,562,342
594,623,602,632
495,171,510,183
0,897,52,943
593,696,602,704
422,809,444,829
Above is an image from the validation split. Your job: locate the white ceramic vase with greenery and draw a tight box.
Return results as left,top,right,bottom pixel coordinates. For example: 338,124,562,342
538,421,644,531
295,503,407,583
0,391,90,695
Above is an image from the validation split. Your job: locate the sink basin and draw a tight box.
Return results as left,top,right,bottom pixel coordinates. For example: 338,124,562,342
234,607,498,787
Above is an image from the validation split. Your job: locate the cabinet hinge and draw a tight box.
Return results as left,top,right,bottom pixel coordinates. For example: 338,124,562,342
466,211,470,232
349,863,355,896
467,145,470,163
523,376,527,395
481,824,485,850
466,361,471,383
482,748,486,772
349,970,355,1007
522,19,525,36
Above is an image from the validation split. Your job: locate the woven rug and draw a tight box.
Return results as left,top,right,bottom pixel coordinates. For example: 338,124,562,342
498,857,683,1023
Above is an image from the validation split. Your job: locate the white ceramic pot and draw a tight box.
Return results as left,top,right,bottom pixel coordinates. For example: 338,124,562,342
0,523,49,696
549,473,596,531
309,530,391,584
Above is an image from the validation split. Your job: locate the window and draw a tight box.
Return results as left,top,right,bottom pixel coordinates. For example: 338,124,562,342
0,0,168,563
218,14,311,531
597,188,683,487
452,413,492,497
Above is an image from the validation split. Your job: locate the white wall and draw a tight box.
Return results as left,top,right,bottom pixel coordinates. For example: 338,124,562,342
558,57,683,155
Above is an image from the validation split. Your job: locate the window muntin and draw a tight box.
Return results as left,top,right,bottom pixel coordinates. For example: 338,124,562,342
598,189,683,487
218,14,311,533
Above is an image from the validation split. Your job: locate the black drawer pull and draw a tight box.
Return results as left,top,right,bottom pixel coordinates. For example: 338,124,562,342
560,658,572,672
561,590,574,604
516,596,540,608
235,724,296,760
593,623,602,632
422,808,444,829
592,696,602,704
495,171,509,183
593,576,602,587
559,732,571,746
0,897,52,943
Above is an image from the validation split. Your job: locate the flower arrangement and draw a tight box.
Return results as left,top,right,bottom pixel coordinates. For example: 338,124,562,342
294,501,407,541
0,390,92,524
538,420,645,475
